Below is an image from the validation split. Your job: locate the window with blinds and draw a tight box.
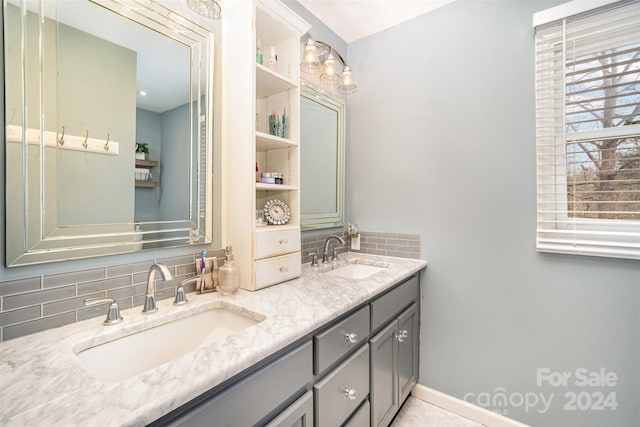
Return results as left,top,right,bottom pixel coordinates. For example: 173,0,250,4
534,0,640,260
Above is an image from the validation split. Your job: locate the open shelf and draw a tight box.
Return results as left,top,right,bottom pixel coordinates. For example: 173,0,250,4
135,180,158,188
256,131,297,151
135,159,158,168
256,64,296,98
256,183,298,191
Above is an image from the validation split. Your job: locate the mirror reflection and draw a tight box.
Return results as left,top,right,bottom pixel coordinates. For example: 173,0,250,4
300,82,346,229
4,0,215,266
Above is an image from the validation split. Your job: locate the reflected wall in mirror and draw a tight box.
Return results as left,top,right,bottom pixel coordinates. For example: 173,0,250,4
300,81,346,229
4,0,217,266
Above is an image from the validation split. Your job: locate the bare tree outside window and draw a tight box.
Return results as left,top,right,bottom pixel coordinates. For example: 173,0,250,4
565,44,640,220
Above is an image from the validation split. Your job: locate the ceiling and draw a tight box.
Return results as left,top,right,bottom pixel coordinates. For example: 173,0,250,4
296,0,455,43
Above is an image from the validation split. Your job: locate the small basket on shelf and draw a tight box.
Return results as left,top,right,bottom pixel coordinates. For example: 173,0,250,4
135,168,151,181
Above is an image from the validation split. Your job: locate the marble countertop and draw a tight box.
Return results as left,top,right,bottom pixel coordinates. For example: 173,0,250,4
0,253,426,426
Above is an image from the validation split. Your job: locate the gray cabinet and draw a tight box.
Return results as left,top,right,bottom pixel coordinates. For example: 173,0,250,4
266,391,314,427
156,273,421,427
370,320,399,427
345,400,370,426
369,276,420,427
314,344,369,427
314,305,369,374
165,341,312,427
397,304,419,404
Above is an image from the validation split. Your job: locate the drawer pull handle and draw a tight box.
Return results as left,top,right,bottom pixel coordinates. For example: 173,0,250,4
401,329,409,338
278,239,288,245
279,266,289,273
343,388,358,400
394,330,407,343
344,332,359,344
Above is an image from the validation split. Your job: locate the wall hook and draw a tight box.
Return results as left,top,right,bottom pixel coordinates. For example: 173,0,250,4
82,130,89,148
103,133,110,152
58,126,65,146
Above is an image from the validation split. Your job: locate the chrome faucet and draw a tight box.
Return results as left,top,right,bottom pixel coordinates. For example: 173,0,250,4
142,263,172,314
322,235,346,263
173,276,201,306
84,297,122,325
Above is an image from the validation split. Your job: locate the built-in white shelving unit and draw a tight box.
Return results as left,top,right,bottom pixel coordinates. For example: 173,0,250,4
223,0,310,291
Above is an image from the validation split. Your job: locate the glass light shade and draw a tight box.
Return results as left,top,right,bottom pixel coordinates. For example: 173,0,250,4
338,66,357,95
300,40,322,73
320,53,341,86
187,0,221,19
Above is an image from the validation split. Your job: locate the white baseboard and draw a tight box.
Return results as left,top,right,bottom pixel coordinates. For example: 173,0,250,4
411,384,530,427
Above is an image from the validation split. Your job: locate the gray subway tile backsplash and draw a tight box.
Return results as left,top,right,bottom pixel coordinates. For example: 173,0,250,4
300,229,421,263
43,268,105,289
107,284,147,301
0,305,41,327
3,286,76,311
0,230,420,342
42,292,105,317
106,260,155,278
0,277,41,297
78,276,133,296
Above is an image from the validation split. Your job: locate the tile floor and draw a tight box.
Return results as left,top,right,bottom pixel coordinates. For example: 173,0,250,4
391,397,484,427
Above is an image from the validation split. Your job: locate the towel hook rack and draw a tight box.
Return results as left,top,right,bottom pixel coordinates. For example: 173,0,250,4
58,126,65,146
82,130,89,148
103,133,110,152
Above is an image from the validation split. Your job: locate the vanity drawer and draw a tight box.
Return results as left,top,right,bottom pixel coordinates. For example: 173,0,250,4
255,228,301,259
345,400,370,427
170,341,312,427
254,252,302,289
314,344,369,427
314,305,369,374
370,275,418,332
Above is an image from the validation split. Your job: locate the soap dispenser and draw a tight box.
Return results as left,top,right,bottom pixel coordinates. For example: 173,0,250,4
267,46,277,71
218,246,240,295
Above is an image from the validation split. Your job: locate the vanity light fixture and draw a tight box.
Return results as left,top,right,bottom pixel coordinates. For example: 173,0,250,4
186,0,221,19
300,38,357,95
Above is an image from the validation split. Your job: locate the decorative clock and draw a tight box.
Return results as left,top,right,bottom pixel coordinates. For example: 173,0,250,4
263,199,291,225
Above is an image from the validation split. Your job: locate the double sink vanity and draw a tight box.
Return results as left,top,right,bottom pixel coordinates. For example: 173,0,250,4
0,254,426,426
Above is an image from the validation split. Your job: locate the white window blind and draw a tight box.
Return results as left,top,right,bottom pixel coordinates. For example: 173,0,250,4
534,0,640,260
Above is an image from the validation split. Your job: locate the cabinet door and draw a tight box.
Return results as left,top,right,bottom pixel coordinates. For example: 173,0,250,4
397,303,419,404
314,344,369,427
265,390,314,427
369,320,398,427
344,400,370,427
166,342,312,427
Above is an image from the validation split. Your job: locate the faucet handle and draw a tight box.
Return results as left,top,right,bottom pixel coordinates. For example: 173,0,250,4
306,251,319,267
174,276,201,306
173,284,188,306
331,248,340,261
84,297,123,326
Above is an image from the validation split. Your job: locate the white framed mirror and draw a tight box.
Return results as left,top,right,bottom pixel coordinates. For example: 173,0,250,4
4,0,218,266
300,81,346,230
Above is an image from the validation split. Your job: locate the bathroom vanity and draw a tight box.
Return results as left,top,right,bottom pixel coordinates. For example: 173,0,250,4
155,268,419,427
0,254,426,426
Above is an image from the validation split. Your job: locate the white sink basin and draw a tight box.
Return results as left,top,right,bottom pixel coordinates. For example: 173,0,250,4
74,306,262,383
326,263,387,280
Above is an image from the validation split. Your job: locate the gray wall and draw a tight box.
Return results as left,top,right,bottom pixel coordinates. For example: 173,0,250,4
346,1,639,425
135,108,162,222
56,22,136,226
159,102,191,222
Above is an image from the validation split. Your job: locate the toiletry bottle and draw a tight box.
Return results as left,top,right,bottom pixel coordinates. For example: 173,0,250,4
267,46,277,71
256,39,263,65
218,246,240,295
